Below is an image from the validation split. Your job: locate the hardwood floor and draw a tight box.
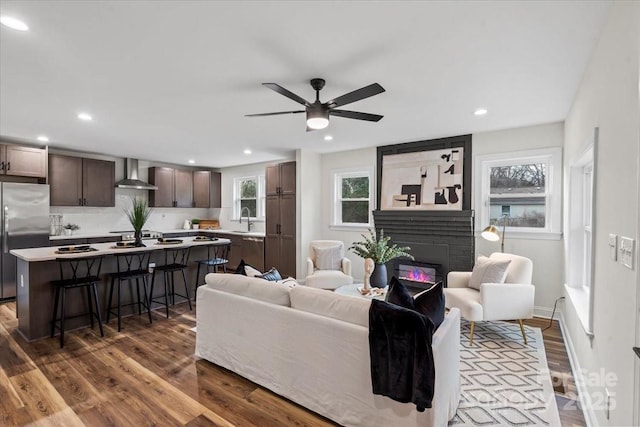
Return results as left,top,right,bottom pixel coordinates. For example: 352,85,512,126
0,301,585,426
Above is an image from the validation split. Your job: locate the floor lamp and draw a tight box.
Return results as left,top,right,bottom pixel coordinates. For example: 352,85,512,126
481,214,509,252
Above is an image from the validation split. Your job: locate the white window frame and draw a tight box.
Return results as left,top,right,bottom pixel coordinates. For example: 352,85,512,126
474,147,562,240
233,175,265,220
565,133,596,338
331,167,374,229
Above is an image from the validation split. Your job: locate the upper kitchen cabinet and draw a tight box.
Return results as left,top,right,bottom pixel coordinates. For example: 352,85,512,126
193,170,221,208
149,167,193,208
266,161,295,196
0,144,47,178
48,154,115,206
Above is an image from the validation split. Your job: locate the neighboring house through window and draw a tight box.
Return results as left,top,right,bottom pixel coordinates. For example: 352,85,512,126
234,175,265,219
332,168,373,228
475,147,562,239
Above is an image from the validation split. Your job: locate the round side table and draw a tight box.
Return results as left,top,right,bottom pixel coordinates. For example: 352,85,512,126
334,284,387,300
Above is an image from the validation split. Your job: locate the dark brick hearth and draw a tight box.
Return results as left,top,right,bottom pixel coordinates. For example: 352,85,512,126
373,210,475,287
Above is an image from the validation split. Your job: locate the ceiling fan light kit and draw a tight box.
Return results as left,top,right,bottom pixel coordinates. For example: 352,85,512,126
246,78,385,131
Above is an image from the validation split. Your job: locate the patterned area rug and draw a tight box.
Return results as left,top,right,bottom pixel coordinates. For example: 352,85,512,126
449,320,561,426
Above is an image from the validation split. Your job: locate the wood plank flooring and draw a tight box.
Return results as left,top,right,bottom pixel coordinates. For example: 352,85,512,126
0,301,585,426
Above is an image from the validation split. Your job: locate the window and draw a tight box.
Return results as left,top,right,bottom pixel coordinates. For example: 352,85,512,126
332,169,373,228
475,148,562,239
233,175,265,219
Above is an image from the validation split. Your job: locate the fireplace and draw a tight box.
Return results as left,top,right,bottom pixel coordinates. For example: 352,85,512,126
373,210,475,288
393,260,442,291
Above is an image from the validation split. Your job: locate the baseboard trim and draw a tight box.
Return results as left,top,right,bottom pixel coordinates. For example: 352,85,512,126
558,311,598,427
534,305,560,319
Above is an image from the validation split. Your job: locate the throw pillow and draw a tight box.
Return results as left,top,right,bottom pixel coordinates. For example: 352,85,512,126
385,276,414,310
413,282,445,329
468,256,511,290
234,259,262,277
314,245,342,270
260,267,283,281
234,259,250,275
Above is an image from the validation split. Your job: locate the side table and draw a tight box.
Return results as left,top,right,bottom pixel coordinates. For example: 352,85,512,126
334,284,387,300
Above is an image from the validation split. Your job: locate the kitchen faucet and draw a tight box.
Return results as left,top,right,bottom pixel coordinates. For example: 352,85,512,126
240,206,253,232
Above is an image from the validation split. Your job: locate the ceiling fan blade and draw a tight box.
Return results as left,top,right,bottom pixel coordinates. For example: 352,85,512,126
330,109,383,122
245,110,305,117
326,83,385,108
263,83,310,106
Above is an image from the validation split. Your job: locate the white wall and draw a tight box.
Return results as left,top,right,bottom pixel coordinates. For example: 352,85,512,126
319,146,377,282
473,122,565,315
296,149,323,279
562,2,639,425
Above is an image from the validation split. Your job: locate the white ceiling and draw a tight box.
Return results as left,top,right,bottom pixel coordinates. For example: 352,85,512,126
0,1,610,168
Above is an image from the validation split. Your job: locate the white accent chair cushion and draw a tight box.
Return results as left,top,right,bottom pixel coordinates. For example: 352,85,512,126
444,252,534,322
468,256,511,290
306,240,353,290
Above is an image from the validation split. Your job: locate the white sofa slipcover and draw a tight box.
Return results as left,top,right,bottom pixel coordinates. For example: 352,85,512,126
196,273,461,427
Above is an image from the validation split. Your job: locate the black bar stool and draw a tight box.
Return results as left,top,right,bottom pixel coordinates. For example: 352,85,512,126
106,251,153,332
149,246,192,318
50,255,105,348
193,242,230,298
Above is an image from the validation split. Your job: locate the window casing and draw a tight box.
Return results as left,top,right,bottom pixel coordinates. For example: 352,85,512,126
475,148,562,239
332,168,373,228
233,175,265,220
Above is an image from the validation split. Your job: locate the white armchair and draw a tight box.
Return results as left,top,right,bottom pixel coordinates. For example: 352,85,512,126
305,240,353,290
444,252,534,345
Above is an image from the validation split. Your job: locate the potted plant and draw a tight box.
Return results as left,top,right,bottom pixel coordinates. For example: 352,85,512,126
349,229,413,288
124,197,152,247
63,223,80,236
191,218,200,229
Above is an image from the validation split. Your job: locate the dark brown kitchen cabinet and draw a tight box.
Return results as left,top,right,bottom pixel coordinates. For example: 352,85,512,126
0,144,47,178
149,167,193,208
265,161,296,278
193,170,221,208
48,154,115,206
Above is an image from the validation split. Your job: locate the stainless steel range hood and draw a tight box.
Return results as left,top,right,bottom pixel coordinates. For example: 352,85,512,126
115,159,158,190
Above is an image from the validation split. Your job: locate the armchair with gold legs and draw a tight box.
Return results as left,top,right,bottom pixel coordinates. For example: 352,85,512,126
444,252,534,345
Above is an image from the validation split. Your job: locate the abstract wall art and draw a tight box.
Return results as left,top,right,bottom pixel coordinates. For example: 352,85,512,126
380,147,464,210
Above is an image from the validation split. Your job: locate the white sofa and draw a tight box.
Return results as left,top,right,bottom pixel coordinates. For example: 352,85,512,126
196,273,461,427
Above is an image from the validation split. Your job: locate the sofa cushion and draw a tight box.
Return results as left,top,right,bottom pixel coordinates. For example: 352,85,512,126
235,259,261,277
414,282,445,329
386,276,414,309
305,270,353,289
314,245,343,270
290,285,370,328
468,256,511,290
205,273,291,306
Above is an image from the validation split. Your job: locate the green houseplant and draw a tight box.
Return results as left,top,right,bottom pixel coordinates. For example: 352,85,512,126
191,218,200,229
349,229,413,288
124,197,152,247
63,223,80,236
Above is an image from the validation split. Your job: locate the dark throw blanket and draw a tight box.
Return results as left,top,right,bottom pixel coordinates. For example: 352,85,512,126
368,299,435,412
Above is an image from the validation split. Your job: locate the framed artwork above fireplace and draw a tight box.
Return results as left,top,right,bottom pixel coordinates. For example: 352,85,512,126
377,134,472,211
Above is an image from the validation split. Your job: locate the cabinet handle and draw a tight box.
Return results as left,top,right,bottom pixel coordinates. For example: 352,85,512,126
78,198,82,206
6,162,9,171
0,161,4,171
83,198,87,206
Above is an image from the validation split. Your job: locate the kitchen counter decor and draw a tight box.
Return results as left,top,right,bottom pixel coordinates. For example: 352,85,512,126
124,197,152,247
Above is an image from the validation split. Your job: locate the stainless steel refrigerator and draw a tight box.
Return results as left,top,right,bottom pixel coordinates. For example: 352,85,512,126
1,183,50,300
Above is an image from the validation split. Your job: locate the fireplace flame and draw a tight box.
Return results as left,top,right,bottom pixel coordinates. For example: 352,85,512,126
400,266,434,283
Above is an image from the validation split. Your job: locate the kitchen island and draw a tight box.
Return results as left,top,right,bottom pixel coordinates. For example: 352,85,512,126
11,236,231,342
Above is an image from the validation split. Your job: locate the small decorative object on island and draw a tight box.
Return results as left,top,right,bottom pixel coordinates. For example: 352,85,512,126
191,219,200,229
362,258,374,292
349,229,413,288
63,223,79,236
124,197,152,247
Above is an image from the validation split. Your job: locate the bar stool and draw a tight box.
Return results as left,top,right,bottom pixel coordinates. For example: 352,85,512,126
149,246,192,318
50,255,104,348
193,242,230,298
106,251,153,332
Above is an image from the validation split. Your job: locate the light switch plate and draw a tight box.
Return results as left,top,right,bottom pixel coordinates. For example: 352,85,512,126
620,237,635,270
608,234,617,261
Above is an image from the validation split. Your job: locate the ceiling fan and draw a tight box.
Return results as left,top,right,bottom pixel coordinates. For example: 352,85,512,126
246,78,385,131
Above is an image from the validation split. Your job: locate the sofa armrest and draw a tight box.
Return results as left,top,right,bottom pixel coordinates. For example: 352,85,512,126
341,257,352,277
480,283,535,321
447,271,472,288
306,257,315,277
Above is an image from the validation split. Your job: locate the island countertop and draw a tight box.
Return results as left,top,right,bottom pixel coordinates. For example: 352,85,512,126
12,236,232,262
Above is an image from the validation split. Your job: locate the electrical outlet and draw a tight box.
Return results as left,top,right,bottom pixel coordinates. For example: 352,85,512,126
620,237,635,270
608,234,617,261
148,262,156,273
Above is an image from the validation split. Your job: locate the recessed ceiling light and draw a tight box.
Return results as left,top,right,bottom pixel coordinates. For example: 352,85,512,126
243,149,252,155
37,135,49,142
0,16,29,31
323,135,333,141
188,159,195,164
474,108,488,116
77,112,93,121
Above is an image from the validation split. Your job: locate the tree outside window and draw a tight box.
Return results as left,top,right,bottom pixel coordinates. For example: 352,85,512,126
239,179,257,217
333,169,372,227
489,163,547,228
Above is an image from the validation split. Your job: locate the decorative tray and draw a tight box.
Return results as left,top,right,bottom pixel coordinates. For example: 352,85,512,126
193,236,218,241
110,242,138,249
55,245,98,254
155,238,183,245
